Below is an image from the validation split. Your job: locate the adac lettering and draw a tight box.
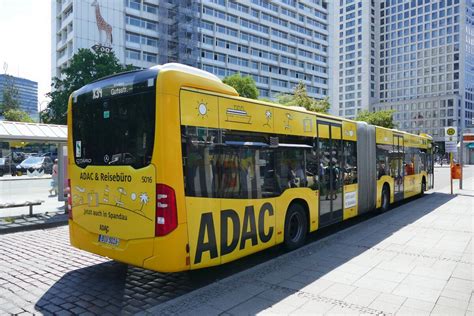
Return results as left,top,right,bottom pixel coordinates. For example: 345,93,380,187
194,203,274,264
80,172,95,180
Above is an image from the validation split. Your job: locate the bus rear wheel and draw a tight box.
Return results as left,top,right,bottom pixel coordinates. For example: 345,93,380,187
380,186,390,212
421,178,426,196
284,203,307,250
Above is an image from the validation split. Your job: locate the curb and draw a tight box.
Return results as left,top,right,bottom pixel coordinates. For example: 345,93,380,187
0,176,52,182
140,191,459,316
138,194,416,316
0,216,68,235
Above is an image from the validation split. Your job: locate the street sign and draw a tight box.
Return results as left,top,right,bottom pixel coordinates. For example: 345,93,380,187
445,141,457,153
445,127,457,141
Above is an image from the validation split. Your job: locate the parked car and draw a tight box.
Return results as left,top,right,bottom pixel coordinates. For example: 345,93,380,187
0,157,17,176
11,152,27,163
16,156,54,175
40,152,58,161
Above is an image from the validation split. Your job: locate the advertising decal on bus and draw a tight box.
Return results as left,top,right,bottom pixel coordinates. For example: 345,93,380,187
194,202,274,264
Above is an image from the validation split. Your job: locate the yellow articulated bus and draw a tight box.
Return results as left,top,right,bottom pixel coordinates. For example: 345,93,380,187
67,63,434,272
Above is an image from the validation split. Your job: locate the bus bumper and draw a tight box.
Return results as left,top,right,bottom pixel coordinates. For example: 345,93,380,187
69,220,190,272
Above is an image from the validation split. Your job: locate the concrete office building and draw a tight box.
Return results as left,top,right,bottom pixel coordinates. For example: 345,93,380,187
0,75,38,119
52,0,329,99
329,0,379,119
332,0,473,142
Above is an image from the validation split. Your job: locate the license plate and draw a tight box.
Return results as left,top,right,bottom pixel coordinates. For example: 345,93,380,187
98,234,120,246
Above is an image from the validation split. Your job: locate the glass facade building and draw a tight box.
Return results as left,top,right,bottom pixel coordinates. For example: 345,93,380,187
52,0,329,100
0,75,38,119
332,0,473,142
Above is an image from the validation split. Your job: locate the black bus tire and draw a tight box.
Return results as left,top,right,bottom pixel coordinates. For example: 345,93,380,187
421,178,426,196
381,185,390,212
284,203,308,250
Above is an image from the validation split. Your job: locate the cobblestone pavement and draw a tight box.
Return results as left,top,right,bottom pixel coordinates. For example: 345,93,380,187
145,168,473,315
0,227,209,315
0,167,472,315
0,211,67,235
146,191,473,315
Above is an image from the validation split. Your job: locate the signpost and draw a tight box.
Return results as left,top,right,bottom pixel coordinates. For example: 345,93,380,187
445,141,457,153
444,127,458,195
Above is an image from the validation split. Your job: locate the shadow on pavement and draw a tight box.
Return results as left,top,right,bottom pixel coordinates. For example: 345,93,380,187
33,260,211,315
0,211,68,235
152,192,458,315
35,192,455,315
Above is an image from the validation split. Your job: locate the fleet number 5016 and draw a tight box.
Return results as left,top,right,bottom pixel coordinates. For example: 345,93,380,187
141,176,152,183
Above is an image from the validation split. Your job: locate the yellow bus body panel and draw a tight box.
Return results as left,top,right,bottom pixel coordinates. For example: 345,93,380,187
343,183,358,220
69,165,156,240
69,220,154,267
186,188,318,270
342,121,357,141
142,223,190,272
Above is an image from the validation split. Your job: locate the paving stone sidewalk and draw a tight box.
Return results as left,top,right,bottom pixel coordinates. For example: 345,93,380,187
0,211,68,234
144,188,473,315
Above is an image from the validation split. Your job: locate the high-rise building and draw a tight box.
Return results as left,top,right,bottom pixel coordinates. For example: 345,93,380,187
0,75,38,119
332,0,473,142
377,0,471,142
52,0,329,100
329,0,379,119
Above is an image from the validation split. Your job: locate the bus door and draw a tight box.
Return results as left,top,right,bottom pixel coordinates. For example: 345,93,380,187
318,122,343,227
393,135,404,201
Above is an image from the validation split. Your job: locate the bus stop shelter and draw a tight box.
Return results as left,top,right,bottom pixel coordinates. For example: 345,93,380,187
0,121,68,202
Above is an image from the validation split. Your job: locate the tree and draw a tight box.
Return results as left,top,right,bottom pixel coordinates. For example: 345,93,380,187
356,109,396,128
277,81,330,113
0,75,20,115
3,109,34,123
312,96,331,114
222,74,259,99
43,49,134,124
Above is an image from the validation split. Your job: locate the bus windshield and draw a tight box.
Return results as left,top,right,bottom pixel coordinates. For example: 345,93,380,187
72,71,156,169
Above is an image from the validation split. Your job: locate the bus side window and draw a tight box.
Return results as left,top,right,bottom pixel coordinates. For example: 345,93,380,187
306,147,319,190
405,148,415,175
343,141,357,184
274,147,306,191
376,144,390,179
259,149,278,198
182,127,219,198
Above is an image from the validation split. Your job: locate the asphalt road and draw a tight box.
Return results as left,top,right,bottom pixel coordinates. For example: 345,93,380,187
0,167,472,315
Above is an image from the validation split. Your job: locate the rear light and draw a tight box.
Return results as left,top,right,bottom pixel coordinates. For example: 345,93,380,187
155,184,178,236
67,179,73,220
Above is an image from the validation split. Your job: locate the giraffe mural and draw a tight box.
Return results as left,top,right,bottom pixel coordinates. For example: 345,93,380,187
91,0,113,46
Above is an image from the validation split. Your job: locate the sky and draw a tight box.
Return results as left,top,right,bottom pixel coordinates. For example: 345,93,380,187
0,0,52,109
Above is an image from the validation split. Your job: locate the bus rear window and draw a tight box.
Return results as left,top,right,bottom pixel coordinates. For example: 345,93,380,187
72,90,155,168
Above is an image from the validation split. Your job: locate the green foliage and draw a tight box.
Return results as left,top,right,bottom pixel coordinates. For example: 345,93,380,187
222,74,259,99
43,49,134,124
3,109,34,123
277,82,330,113
0,75,20,115
356,109,397,129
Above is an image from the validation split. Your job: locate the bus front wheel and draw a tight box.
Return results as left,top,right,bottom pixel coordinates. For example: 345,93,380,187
284,203,308,250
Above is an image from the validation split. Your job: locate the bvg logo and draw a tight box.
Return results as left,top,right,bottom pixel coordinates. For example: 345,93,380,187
99,224,109,234
92,88,103,99
194,203,274,264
